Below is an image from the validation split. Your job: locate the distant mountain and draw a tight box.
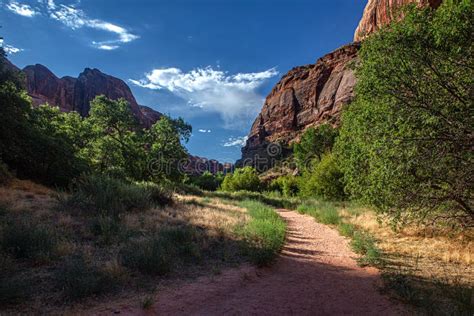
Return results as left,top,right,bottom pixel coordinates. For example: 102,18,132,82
22,63,162,127
239,0,442,166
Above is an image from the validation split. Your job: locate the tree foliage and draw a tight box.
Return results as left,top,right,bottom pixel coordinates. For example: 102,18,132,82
221,167,261,192
299,153,346,201
336,0,474,226
293,124,338,170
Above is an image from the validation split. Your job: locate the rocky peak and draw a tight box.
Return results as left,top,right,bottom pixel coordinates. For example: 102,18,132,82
354,0,442,41
21,63,161,126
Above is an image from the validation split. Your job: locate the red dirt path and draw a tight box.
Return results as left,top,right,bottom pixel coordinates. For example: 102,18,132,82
94,209,406,315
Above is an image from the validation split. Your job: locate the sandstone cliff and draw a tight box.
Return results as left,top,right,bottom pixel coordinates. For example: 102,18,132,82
239,43,359,166
23,64,161,126
354,0,442,41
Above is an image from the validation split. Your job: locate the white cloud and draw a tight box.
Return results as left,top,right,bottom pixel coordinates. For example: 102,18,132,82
0,39,24,54
198,129,212,133
96,44,119,51
3,0,138,50
5,1,37,17
223,136,248,147
131,66,278,128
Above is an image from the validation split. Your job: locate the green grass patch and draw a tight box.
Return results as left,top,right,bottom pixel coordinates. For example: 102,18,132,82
350,231,381,266
236,200,286,266
297,201,341,225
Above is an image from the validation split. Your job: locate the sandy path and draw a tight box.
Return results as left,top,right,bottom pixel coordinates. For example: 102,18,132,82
95,209,405,315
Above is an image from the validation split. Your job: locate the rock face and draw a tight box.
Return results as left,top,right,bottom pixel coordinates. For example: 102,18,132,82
23,64,161,126
354,0,442,41
239,43,359,166
239,0,442,166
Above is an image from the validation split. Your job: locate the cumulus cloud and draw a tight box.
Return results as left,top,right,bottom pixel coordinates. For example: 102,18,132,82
198,129,212,133
0,39,24,54
5,1,37,17
3,0,138,50
223,136,248,147
130,67,278,128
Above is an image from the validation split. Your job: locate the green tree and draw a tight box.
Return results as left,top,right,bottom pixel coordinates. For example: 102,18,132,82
336,0,473,226
293,124,338,170
299,153,346,201
146,116,189,181
83,96,146,179
221,167,261,192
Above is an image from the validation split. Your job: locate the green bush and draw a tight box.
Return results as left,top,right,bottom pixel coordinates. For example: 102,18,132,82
237,200,286,266
189,171,224,191
270,175,299,197
0,219,57,260
221,167,261,192
56,255,119,300
299,153,346,201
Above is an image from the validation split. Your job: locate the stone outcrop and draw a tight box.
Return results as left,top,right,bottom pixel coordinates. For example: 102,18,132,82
354,0,442,41
23,64,161,126
239,43,359,166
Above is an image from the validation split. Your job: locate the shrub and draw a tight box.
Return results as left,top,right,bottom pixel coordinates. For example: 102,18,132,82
1,219,57,260
64,175,171,217
237,200,286,266
270,176,299,197
299,153,346,201
121,226,201,275
91,215,127,245
137,182,172,206
221,167,261,192
190,171,223,191
56,255,119,300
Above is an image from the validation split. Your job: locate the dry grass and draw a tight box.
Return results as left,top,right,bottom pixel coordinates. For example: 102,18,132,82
0,181,251,314
338,205,473,313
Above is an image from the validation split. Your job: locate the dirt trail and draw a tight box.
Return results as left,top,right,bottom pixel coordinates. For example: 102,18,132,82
95,209,405,315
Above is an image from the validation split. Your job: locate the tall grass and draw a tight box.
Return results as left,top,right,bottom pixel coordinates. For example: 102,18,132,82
121,226,202,275
236,200,286,266
297,201,341,225
59,175,171,217
208,190,298,209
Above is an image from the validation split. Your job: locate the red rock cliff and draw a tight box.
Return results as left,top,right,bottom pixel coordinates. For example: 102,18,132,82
354,0,442,41
23,64,161,127
239,43,359,165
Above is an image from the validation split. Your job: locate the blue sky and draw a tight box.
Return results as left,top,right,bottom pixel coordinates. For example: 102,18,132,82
1,0,366,163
